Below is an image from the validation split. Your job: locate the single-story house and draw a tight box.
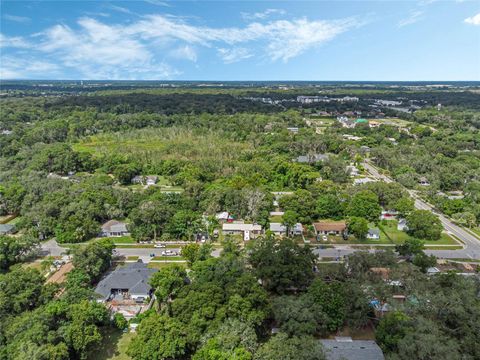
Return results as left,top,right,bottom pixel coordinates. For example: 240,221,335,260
222,223,262,241
427,267,441,275
216,212,233,223
0,224,16,235
131,175,158,185
269,222,303,237
313,221,347,238
146,176,158,186
367,228,380,240
380,210,398,220
397,218,408,231
95,261,157,302
100,220,130,237
320,337,385,360
437,191,464,200
419,176,430,186
353,177,376,186
295,153,330,164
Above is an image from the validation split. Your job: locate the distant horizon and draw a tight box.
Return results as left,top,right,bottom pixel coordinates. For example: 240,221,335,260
1,1,479,81
1,80,480,84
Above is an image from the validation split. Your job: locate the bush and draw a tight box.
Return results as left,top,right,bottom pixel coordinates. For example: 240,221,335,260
113,313,128,330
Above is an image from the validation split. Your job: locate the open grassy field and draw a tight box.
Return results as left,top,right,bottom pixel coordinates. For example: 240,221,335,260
73,127,252,164
373,118,411,127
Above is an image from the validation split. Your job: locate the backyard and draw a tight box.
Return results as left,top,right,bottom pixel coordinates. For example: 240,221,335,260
90,329,134,360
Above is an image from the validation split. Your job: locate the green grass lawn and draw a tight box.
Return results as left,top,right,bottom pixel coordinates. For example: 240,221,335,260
115,244,155,248
151,256,185,261
380,220,459,245
269,215,283,223
109,236,135,244
89,328,134,360
148,262,188,269
472,228,480,237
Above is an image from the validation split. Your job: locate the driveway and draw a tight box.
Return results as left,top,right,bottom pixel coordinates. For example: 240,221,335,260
363,160,480,259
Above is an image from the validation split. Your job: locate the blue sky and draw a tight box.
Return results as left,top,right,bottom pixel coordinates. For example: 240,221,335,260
1,0,479,80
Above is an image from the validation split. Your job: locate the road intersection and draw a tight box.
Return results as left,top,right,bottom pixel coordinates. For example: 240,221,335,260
40,162,480,260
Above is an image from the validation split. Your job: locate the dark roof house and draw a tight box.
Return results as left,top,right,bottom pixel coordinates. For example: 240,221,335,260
321,338,385,360
95,262,157,301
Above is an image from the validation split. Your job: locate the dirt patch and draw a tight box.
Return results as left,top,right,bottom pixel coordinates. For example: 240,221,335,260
46,262,74,284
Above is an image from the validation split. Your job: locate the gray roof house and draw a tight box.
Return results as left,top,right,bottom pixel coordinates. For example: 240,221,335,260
0,224,16,235
269,222,303,236
321,338,384,360
95,262,157,302
397,218,408,231
295,153,330,163
367,228,380,240
100,220,130,237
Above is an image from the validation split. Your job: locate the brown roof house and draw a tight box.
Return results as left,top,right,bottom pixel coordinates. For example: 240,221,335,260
313,221,347,239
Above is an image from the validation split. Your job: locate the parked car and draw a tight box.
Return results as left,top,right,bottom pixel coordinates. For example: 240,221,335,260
154,243,166,248
161,250,178,256
322,235,328,241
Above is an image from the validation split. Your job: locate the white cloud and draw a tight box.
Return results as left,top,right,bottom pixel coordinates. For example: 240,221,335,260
464,13,480,26
217,47,253,63
32,17,178,79
129,15,358,61
398,10,424,27
144,0,171,6
108,4,136,15
241,9,286,21
3,14,30,23
1,13,359,78
0,56,61,79
169,45,197,62
0,33,32,48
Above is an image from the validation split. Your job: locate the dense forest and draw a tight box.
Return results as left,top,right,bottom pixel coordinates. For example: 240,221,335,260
0,83,479,359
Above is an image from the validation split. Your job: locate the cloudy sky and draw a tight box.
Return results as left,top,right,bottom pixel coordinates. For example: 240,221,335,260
1,0,479,80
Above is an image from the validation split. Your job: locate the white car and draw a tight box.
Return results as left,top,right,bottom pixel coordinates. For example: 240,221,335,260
322,235,328,241
154,244,166,248
161,250,178,256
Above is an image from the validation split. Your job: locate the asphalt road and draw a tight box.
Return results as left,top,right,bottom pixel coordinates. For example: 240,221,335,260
40,162,480,260
362,161,480,259
40,240,222,262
